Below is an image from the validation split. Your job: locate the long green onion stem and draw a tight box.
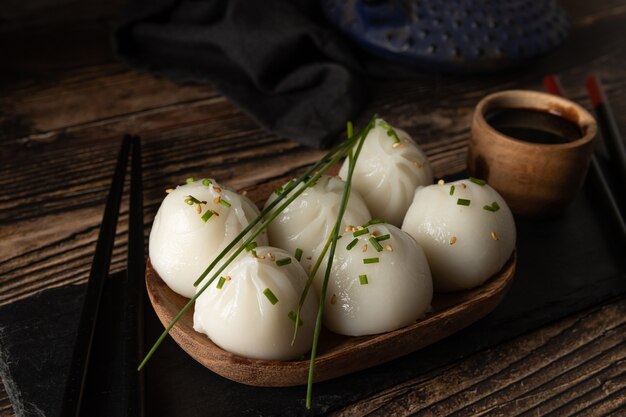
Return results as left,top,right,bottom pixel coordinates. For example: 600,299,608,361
290,118,376,346
290,223,336,347
190,129,363,289
138,116,377,372
305,118,371,409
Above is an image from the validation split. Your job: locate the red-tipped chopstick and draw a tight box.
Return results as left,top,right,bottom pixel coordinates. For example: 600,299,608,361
586,75,626,188
543,74,565,97
543,75,626,240
62,135,132,416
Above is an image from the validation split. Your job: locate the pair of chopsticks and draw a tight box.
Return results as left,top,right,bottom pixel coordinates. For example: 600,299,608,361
61,134,145,417
543,75,626,241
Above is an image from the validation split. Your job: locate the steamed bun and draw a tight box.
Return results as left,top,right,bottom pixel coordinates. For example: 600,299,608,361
193,246,318,360
149,179,267,298
314,222,432,336
264,175,371,269
339,118,433,226
402,179,515,292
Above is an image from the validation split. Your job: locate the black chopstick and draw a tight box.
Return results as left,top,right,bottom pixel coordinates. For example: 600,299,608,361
586,75,626,191
62,134,132,417
124,135,146,417
543,75,626,241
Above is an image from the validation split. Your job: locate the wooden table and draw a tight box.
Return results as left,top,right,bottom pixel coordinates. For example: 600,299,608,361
1,0,625,415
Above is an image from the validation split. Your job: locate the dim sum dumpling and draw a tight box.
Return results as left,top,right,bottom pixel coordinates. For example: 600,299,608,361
401,179,516,292
149,179,267,298
339,118,433,226
264,175,371,269
314,222,432,336
193,246,318,360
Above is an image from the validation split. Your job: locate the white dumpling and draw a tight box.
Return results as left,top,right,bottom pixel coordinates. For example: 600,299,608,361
339,118,433,226
314,223,432,336
264,175,371,270
149,179,267,298
193,246,318,361
401,179,516,292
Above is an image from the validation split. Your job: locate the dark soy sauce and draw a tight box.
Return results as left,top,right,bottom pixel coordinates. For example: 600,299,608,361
485,108,583,144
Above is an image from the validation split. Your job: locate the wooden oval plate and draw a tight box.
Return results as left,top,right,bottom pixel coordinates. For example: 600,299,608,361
146,253,515,387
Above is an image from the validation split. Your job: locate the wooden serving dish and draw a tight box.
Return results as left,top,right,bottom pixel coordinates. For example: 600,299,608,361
146,172,516,386
146,254,515,387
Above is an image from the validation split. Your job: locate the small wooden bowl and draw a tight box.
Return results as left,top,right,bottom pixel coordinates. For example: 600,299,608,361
468,90,597,218
145,254,515,387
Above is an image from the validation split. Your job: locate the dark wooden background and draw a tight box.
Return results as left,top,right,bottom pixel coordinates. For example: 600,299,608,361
1,0,625,415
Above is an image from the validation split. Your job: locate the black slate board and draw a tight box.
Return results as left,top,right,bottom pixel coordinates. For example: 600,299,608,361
1,180,625,417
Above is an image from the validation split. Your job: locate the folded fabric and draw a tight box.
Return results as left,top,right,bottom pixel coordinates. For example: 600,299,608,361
115,0,366,149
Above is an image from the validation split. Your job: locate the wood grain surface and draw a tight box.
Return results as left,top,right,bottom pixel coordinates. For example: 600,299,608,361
330,298,626,417
1,0,626,415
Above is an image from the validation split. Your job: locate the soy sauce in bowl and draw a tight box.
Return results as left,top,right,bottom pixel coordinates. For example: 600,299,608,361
485,108,583,144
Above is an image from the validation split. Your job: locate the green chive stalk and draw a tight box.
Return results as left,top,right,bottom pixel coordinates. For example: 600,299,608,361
290,119,375,346
138,116,377,372
190,129,362,289
305,118,371,409
290,223,336,346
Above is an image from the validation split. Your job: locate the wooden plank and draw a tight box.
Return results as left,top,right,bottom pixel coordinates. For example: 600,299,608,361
329,299,626,417
1,62,218,136
0,395,13,417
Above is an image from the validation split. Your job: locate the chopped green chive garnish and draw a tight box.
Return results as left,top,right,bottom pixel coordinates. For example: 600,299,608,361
274,186,283,195
376,234,390,242
186,177,195,184
184,195,201,205
378,120,401,143
347,121,353,139
346,238,359,250
359,274,368,285
251,250,257,258
364,218,385,227
216,276,226,289
295,248,303,261
276,257,292,266
387,130,400,143
450,185,455,196
219,199,231,208
483,201,501,212
263,288,279,305
457,198,471,206
469,177,487,186
201,210,215,222
202,178,212,186
363,257,379,264
369,237,383,252
288,311,303,327
353,228,370,237
245,242,257,252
